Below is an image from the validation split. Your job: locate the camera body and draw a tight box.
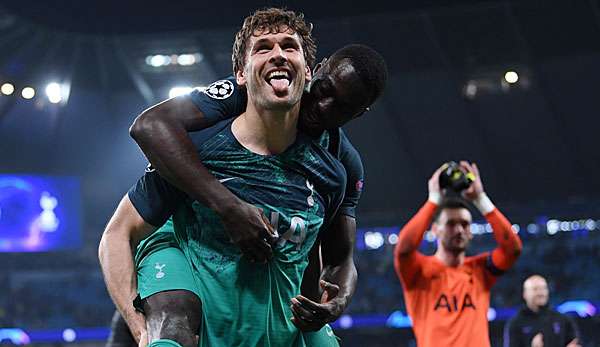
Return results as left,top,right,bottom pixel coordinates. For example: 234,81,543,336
439,161,475,192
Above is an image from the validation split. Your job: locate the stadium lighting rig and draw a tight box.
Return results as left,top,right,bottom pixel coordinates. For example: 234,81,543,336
0,80,70,105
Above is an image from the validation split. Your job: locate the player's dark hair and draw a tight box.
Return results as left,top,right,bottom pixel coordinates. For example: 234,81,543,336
328,44,388,105
232,8,316,75
432,197,470,223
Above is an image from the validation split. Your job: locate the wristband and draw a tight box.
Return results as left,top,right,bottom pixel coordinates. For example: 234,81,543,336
428,191,442,205
473,193,495,215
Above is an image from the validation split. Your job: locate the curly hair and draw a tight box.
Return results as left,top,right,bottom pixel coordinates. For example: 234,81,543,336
232,8,316,75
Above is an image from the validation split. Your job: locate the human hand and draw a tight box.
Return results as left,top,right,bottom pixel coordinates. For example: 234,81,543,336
459,161,483,201
219,199,278,263
428,165,446,204
290,280,344,332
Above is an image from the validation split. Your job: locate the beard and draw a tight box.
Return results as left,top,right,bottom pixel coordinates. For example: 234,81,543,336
442,236,470,254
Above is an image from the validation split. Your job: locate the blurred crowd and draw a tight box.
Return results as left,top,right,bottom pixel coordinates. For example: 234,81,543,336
1,228,598,329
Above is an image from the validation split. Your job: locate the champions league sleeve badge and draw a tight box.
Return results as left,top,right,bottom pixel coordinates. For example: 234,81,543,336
203,80,234,99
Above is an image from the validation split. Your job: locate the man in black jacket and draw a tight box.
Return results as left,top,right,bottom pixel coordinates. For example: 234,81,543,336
504,275,581,347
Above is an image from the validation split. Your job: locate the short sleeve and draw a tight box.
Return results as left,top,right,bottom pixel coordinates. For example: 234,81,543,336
188,76,247,125
127,168,186,227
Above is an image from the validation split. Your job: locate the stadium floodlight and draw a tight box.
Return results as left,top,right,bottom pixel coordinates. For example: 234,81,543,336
339,315,353,329
1,82,14,95
177,54,196,66
585,219,596,231
504,71,519,84
149,55,170,67
387,233,398,245
527,223,539,234
546,219,559,235
21,87,35,99
146,53,203,67
487,307,497,321
62,329,76,342
45,82,63,104
169,86,193,98
364,231,384,250
464,80,477,99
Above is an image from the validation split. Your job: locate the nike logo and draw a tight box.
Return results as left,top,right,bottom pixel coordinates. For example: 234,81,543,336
218,177,238,183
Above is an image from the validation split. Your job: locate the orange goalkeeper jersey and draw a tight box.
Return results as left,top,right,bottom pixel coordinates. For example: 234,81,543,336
402,252,495,347
394,201,522,347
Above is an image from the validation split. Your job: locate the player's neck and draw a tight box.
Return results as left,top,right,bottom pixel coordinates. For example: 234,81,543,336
435,247,465,267
233,102,300,155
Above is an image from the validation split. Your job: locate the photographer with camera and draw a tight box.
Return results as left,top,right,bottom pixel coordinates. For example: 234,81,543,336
393,161,522,347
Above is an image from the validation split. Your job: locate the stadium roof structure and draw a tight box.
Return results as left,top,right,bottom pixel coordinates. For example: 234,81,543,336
1,0,600,224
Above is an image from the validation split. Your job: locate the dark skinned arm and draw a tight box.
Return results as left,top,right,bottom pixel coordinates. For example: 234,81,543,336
129,97,275,262
291,214,357,331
